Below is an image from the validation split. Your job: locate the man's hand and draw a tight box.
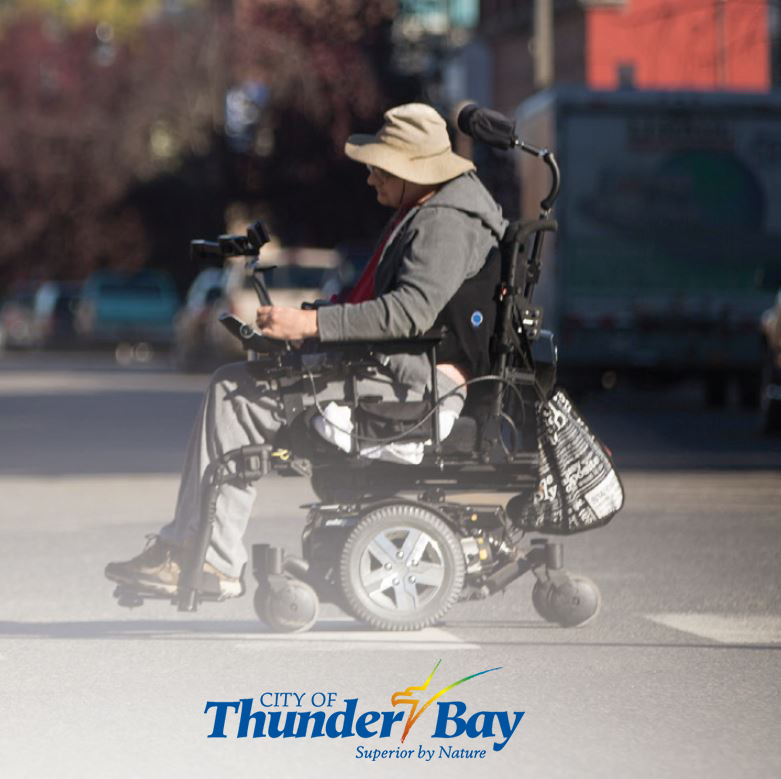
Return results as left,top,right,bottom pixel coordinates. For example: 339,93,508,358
256,306,319,341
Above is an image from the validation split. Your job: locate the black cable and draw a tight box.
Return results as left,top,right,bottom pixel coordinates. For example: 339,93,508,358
498,410,520,457
303,370,530,447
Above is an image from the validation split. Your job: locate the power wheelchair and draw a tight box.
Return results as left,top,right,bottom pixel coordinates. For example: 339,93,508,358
112,105,607,632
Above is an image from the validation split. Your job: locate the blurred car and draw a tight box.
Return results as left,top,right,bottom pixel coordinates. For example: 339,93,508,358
0,282,38,350
75,270,179,348
173,249,340,371
31,281,81,349
173,267,238,371
760,288,781,432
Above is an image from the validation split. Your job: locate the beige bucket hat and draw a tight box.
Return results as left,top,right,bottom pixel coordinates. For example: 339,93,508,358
345,103,475,185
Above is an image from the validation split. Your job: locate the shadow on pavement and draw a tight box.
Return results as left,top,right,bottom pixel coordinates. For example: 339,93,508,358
578,385,781,471
1,380,779,476
1,620,779,651
0,390,201,476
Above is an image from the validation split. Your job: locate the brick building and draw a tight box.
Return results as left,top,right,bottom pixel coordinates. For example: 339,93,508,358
478,0,772,115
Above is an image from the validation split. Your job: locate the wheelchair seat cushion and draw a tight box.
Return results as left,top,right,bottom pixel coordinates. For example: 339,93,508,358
302,400,464,465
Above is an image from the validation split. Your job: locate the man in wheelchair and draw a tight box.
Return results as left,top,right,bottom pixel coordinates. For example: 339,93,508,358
105,103,509,601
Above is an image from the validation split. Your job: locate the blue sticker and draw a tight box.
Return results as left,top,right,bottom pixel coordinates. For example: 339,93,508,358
470,310,484,328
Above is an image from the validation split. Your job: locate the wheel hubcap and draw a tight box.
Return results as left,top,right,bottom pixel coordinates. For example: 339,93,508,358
358,526,446,612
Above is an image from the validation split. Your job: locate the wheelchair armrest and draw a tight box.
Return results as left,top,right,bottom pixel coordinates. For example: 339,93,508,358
219,312,445,363
308,327,447,358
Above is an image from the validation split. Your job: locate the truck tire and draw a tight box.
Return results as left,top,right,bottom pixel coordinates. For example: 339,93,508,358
760,353,781,433
737,372,761,409
704,373,728,408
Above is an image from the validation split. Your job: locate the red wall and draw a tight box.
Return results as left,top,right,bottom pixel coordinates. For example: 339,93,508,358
586,0,770,91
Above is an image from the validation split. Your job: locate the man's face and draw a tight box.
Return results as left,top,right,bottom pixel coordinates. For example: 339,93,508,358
366,165,405,208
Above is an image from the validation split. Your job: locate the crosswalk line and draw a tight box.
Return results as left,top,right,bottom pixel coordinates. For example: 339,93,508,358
647,613,781,644
229,624,479,651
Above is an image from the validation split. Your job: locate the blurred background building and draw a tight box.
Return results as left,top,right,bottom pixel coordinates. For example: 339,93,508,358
478,0,771,114
1,0,774,289
1,0,780,424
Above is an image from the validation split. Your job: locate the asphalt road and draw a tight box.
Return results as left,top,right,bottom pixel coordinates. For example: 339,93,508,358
1,351,780,779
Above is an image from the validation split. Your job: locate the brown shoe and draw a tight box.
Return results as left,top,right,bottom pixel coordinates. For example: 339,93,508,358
105,536,181,595
106,536,242,599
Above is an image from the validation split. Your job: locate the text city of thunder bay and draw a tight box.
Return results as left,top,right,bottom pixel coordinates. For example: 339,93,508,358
205,690,525,760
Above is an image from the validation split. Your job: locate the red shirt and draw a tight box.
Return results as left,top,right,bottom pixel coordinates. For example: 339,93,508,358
340,208,411,304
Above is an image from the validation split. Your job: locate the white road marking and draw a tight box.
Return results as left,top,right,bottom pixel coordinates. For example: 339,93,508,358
228,625,479,651
647,613,781,644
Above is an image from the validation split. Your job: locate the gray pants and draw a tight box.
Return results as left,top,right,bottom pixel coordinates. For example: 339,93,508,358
159,360,464,577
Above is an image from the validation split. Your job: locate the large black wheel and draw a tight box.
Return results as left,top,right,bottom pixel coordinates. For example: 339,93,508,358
737,371,761,409
339,504,465,631
760,352,781,433
704,373,728,408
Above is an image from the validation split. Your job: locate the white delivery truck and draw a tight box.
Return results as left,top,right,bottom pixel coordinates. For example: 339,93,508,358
516,87,781,405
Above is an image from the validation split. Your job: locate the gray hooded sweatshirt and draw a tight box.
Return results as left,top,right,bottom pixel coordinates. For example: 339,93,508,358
317,171,507,393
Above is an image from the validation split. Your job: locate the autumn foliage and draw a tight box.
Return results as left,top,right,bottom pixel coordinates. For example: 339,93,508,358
0,0,413,293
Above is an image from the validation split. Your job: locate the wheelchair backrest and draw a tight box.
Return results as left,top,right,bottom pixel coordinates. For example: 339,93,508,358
459,216,558,457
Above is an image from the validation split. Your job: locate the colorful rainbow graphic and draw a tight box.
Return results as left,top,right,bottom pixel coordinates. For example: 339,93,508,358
391,660,501,743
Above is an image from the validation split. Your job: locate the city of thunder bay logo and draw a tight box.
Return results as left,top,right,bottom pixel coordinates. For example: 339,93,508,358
205,661,525,760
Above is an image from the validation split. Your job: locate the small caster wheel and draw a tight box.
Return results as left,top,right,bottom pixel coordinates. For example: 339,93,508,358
531,579,556,622
254,579,319,633
253,587,271,625
547,575,601,628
